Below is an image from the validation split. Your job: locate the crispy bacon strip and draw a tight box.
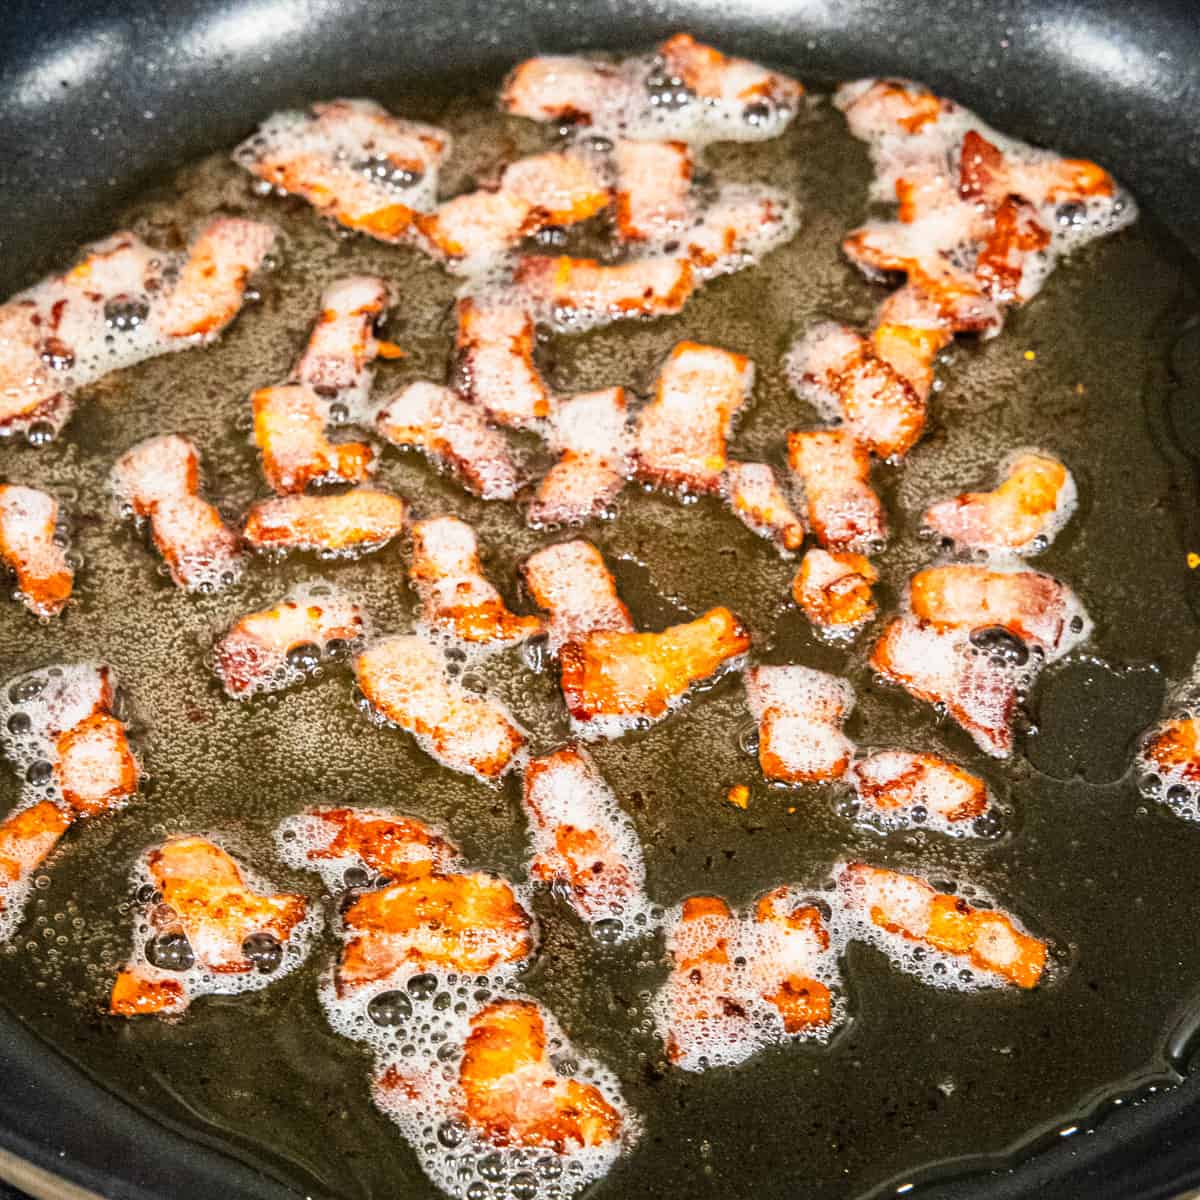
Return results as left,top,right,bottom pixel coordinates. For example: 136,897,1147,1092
923,452,1075,555
252,384,376,495
234,98,450,242
0,485,73,617
300,807,459,884
837,862,1047,988
793,548,878,634
454,297,551,429
243,487,407,555
909,565,1090,661
744,664,855,783
787,430,886,552
522,745,646,925
339,871,532,988
530,387,630,527
614,139,693,242
214,589,367,697
870,617,1021,757
355,635,524,779
521,539,633,657
410,516,543,647
374,381,520,500
634,342,753,494
560,607,750,733
722,461,805,553
752,887,833,1033
851,751,988,824
0,801,72,912
515,255,695,328
460,1000,623,1149
111,434,243,591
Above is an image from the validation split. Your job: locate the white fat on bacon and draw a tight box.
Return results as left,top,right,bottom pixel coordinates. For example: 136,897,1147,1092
521,540,633,658
0,485,73,618
793,548,878,637
614,140,693,242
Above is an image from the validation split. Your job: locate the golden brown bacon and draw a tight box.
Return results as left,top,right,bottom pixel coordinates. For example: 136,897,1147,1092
793,548,878,634
515,254,695,326
851,751,988,825
837,862,1047,988
634,342,753,494
958,128,1116,210
354,635,525,779
300,807,459,884
0,802,71,911
0,485,72,617
454,297,551,429
111,434,243,591
787,430,886,552
722,461,805,554
243,487,407,555
658,33,803,111
374,382,521,500
501,55,619,124
614,139,693,242
54,713,139,817
560,607,750,734
1139,717,1200,785
409,516,543,647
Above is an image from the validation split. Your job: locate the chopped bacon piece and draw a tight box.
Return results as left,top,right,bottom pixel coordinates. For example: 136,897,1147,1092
292,275,400,408
870,285,953,398
870,617,1021,757
973,196,1052,304
0,801,72,914
374,381,520,500
522,745,647,927
243,487,407,555
614,139,692,242
560,607,750,735
793,548,878,633
787,430,886,552
500,55,619,124
297,807,459,884
111,434,243,591
958,128,1115,210
681,185,799,276
355,635,524,779
460,1000,623,1149
923,452,1075,556
521,540,633,657
339,871,532,988
410,516,543,647
837,862,1047,988
529,387,630,527
1139,717,1200,786
658,33,803,113
744,664,855,783
252,384,376,495
54,712,138,816
110,836,310,1016
909,565,1090,661
418,151,609,267
454,297,550,429
515,255,695,329
834,79,952,139
234,98,450,242
751,887,833,1033
851,751,988,825
214,587,367,697
155,217,275,340
722,461,805,553
634,341,753,494
0,485,72,617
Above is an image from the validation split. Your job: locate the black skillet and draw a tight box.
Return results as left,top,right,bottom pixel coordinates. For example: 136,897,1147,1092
3,1,1200,1198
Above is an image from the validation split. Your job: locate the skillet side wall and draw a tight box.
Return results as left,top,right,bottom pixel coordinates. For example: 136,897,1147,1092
0,1,1199,1199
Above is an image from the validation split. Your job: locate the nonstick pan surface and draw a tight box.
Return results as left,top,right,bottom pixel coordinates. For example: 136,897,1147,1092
3,2,1200,1200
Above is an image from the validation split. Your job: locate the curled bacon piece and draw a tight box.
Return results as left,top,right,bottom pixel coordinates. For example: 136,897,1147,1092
793,548,878,634
339,870,533,989
243,487,407,556
722,461,805,554
851,751,989,826
681,184,800,277
0,485,72,617
0,802,72,924
560,607,750,736
234,98,450,242
634,341,753,494
515,254,695,330
744,664,855,783
521,539,633,657
923,451,1075,556
614,139,692,242
787,429,886,552
410,516,543,647
460,1000,623,1149
837,862,1047,988
214,586,367,697
454,297,550,429
111,434,242,591
374,381,520,500
908,564,1090,661
522,744,647,928
530,387,630,527
355,635,525,779
110,836,311,1017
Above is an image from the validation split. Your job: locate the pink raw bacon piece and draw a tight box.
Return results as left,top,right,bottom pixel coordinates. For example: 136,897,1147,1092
0,485,73,618
454,297,551,430
787,429,886,552
521,540,633,657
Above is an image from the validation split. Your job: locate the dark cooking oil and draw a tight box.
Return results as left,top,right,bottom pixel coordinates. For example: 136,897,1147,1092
0,67,1198,1200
